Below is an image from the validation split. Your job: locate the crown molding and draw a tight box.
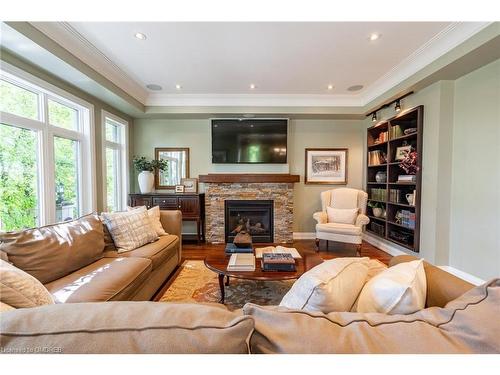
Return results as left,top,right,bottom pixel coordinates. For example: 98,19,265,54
30,22,149,104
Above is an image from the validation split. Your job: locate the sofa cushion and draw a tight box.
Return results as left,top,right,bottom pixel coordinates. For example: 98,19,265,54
103,235,178,270
127,205,168,236
0,214,105,284
45,257,152,303
0,301,254,353
101,207,158,253
0,259,55,308
316,223,362,235
326,207,358,224
279,257,370,313
356,259,426,314
244,279,500,354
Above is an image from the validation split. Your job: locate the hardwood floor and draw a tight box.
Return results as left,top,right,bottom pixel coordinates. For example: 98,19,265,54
152,239,392,300
182,239,392,265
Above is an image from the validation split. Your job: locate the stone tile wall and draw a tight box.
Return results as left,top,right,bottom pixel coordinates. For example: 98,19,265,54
205,183,294,243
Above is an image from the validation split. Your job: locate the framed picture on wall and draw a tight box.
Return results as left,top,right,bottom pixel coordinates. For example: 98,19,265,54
304,148,348,184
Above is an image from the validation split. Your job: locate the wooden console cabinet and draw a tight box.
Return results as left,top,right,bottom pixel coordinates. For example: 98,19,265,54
129,193,205,243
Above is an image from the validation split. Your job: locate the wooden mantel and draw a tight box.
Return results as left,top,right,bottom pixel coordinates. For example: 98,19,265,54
198,173,300,183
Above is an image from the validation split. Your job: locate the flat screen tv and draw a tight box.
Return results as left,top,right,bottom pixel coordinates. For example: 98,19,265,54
211,119,288,164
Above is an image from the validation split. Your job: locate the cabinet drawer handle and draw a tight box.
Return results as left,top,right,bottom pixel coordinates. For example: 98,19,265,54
178,205,181,209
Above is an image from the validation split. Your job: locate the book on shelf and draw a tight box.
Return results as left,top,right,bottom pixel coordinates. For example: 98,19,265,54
227,253,256,271
389,189,401,203
370,188,387,201
390,125,403,139
225,243,253,254
261,253,296,272
396,209,416,230
255,246,302,259
374,131,388,144
368,150,387,166
397,175,416,183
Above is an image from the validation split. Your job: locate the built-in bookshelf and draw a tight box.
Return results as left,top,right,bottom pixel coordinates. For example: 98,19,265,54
365,105,423,253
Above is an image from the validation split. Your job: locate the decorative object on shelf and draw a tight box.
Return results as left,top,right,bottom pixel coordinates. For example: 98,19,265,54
394,145,412,161
389,230,412,244
399,150,419,175
404,128,417,135
133,156,168,194
305,148,348,184
375,171,387,183
233,230,252,248
181,178,198,193
406,192,415,206
368,201,385,218
155,147,190,189
397,174,417,183
175,185,185,193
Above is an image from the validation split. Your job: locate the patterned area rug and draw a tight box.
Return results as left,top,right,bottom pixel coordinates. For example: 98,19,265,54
158,260,294,310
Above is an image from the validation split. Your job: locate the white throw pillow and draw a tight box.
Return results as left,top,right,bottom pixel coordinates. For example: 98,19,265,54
356,259,427,314
279,257,370,313
101,206,158,253
127,205,168,236
326,206,358,224
0,259,55,308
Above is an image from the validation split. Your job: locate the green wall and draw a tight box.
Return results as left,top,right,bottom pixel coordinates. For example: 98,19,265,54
132,118,365,233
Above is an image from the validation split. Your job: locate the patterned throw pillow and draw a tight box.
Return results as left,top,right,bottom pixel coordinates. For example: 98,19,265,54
101,206,158,253
127,205,168,236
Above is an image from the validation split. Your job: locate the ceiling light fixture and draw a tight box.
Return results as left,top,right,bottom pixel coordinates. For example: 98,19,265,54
327,84,334,90
366,92,414,122
146,84,162,91
175,84,182,90
134,32,147,40
347,85,364,92
369,33,380,41
249,84,256,89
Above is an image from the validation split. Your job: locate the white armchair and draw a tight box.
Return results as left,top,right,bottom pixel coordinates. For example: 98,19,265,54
313,188,370,254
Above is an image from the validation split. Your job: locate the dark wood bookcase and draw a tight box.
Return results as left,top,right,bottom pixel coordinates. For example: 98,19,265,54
365,105,423,253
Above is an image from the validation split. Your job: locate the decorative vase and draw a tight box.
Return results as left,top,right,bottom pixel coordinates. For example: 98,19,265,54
375,171,387,183
138,171,154,194
372,207,383,218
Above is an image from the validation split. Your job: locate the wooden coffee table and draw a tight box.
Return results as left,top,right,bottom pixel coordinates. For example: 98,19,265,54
204,249,323,303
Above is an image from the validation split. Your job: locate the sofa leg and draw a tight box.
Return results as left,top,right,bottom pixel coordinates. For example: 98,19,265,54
315,238,320,252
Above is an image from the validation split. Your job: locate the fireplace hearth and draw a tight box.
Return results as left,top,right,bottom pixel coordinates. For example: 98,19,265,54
224,200,274,243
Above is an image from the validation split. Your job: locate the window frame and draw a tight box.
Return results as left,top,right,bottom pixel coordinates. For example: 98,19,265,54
0,61,96,227
101,110,129,212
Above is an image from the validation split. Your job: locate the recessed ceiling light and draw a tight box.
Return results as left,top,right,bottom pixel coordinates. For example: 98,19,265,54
327,84,334,90
175,84,182,90
146,84,162,91
249,84,256,89
134,32,147,40
348,85,364,92
369,33,380,41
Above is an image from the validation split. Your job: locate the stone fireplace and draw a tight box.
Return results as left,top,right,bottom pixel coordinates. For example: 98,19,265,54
200,174,300,244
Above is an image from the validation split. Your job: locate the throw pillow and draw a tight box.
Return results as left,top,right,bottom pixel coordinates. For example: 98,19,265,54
101,206,158,253
127,205,168,236
279,257,370,313
356,259,426,314
0,259,55,308
326,207,358,224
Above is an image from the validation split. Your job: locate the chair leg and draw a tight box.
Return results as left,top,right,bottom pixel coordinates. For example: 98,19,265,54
315,238,320,252
356,243,362,257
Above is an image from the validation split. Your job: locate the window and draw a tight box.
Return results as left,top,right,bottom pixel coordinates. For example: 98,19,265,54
0,64,95,231
102,112,128,212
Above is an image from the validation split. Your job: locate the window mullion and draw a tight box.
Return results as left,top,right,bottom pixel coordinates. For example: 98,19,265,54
42,94,56,225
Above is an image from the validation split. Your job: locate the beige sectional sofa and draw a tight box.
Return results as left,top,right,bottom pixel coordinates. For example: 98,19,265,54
1,254,499,354
0,210,182,303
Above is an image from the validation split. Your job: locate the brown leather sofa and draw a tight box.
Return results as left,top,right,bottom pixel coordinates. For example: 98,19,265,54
0,210,182,303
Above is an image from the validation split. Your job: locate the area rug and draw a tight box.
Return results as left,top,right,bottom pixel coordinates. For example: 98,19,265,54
158,260,294,310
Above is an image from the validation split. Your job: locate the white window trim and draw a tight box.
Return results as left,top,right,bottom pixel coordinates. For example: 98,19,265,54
0,61,96,225
101,110,129,212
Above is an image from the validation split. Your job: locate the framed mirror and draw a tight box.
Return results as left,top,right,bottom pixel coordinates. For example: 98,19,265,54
154,147,190,189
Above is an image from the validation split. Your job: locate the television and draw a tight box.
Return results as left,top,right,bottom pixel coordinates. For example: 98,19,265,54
211,119,288,164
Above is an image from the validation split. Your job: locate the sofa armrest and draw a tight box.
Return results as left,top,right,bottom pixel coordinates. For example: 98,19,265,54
355,214,370,227
160,210,182,263
313,211,327,224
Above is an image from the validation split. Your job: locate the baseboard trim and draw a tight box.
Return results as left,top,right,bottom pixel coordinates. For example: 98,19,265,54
293,232,316,240
438,266,485,286
362,232,408,257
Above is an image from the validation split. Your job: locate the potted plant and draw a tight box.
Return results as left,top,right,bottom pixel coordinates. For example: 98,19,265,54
133,156,168,194
368,201,386,218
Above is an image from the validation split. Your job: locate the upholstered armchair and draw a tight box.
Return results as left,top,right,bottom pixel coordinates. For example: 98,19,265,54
313,188,370,254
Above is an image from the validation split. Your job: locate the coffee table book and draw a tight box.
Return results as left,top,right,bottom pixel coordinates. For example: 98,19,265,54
225,243,253,254
227,253,256,271
261,253,296,272
255,246,302,259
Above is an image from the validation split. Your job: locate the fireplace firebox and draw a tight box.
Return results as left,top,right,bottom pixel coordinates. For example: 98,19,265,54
224,200,274,243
